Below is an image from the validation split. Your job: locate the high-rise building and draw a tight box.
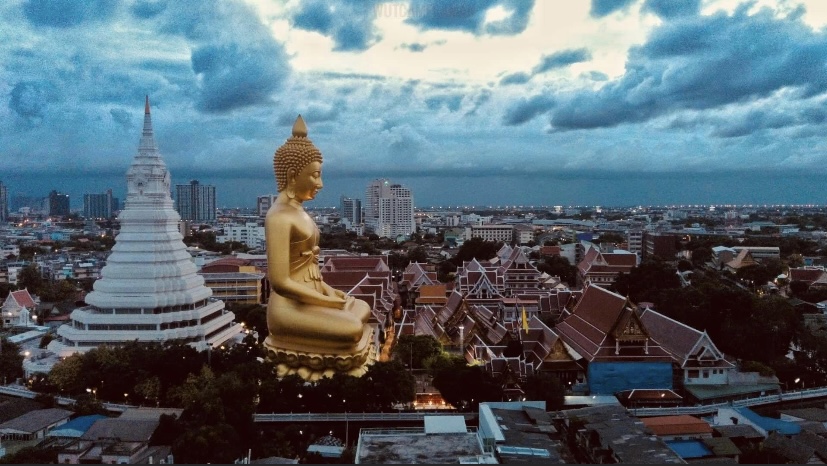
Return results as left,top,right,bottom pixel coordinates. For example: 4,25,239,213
175,180,216,223
48,190,70,217
83,189,116,219
0,181,7,222
257,194,278,217
49,97,241,357
364,179,415,238
340,195,362,225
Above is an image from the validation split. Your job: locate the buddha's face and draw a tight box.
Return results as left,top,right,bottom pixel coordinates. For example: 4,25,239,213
290,161,323,201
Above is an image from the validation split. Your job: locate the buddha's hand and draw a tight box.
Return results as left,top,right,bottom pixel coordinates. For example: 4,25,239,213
328,296,347,310
333,289,347,299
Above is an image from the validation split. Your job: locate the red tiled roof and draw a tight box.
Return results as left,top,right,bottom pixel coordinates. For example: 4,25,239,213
790,268,827,285
603,253,637,267
10,290,36,308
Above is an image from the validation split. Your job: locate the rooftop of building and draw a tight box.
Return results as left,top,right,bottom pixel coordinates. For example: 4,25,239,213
563,405,685,464
356,427,487,464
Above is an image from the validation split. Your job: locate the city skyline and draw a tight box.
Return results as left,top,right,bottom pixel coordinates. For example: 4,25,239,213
3,0,827,208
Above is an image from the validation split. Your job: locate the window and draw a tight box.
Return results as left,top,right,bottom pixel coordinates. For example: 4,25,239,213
688,370,699,378
703,370,709,378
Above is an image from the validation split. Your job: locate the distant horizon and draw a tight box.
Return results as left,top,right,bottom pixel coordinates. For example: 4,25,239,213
3,170,826,212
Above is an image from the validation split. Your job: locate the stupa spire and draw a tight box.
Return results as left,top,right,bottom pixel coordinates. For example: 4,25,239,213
139,95,158,153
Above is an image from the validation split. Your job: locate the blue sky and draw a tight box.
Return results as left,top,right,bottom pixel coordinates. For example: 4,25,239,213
3,0,827,208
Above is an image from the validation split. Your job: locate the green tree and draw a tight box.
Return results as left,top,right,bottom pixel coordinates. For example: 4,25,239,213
433,361,503,411
0,339,24,384
522,373,566,410
536,255,577,286
38,334,54,349
612,259,681,303
47,354,85,394
362,361,416,411
453,237,502,265
690,246,712,266
16,264,44,295
393,335,443,370
0,446,60,464
408,246,429,264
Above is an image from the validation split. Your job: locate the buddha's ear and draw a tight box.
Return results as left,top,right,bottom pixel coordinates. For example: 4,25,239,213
286,167,298,185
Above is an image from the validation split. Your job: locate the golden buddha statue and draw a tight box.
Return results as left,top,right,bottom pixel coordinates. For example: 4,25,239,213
263,115,374,380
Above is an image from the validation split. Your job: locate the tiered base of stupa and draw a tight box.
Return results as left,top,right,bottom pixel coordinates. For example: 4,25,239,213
264,325,375,381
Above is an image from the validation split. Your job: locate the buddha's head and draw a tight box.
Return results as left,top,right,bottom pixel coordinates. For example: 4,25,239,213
273,115,323,194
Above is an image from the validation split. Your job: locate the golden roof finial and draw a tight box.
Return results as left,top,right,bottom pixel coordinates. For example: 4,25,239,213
292,115,307,138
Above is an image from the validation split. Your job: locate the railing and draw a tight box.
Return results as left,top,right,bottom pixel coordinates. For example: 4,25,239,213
631,386,827,417
253,411,476,423
0,385,134,413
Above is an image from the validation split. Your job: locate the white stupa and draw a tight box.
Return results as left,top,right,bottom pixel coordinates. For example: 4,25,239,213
50,98,242,356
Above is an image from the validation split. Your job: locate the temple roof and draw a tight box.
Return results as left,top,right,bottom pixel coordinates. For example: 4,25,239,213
555,284,672,363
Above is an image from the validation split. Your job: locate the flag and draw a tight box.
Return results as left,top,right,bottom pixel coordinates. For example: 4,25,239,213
521,306,529,334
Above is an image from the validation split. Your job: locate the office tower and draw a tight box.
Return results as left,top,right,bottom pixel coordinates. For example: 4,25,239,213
364,179,415,238
257,194,278,217
340,196,362,225
0,181,7,222
83,189,115,219
175,180,216,223
50,97,241,357
48,190,70,217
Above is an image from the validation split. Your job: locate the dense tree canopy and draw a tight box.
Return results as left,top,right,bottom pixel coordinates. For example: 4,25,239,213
393,335,443,370
0,339,24,384
453,237,502,265
536,255,577,286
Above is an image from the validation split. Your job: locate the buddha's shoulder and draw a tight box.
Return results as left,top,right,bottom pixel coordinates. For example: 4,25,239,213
266,204,305,223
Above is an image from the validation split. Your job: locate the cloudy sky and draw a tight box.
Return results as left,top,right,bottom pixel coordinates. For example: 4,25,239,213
3,0,827,209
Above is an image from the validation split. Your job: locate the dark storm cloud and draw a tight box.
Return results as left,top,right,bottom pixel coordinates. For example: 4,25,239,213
502,94,555,125
499,72,531,85
9,80,58,125
131,0,291,113
404,0,534,35
542,6,827,132
590,0,637,18
191,41,286,113
706,103,827,138
109,108,133,129
130,0,166,19
292,0,381,51
641,0,700,18
23,0,118,27
533,48,592,74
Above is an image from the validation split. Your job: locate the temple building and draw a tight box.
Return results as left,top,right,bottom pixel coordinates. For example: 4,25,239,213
49,98,242,356
555,284,674,395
